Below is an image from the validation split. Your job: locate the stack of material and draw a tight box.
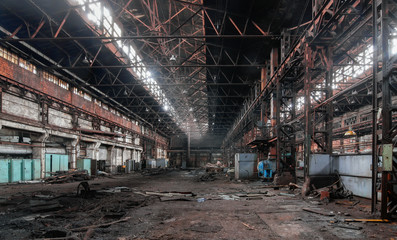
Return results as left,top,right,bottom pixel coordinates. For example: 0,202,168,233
44,170,90,183
204,162,224,173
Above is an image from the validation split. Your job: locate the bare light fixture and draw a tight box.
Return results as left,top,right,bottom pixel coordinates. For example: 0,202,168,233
344,126,357,136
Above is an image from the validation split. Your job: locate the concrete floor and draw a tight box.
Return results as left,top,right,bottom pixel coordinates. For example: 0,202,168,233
0,170,396,239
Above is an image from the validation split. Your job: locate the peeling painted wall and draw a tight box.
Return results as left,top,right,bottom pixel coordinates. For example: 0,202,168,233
2,93,39,121
48,108,73,129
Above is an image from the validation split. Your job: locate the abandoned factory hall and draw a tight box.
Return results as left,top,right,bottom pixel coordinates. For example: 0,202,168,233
1,0,397,239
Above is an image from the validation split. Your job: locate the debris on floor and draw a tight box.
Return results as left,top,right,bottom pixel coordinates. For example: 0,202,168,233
306,171,353,202
141,168,167,176
97,186,132,194
343,218,391,223
144,191,195,197
0,170,395,239
197,172,217,182
70,217,132,232
160,196,194,202
44,170,91,184
303,207,335,216
279,192,296,197
18,180,43,184
188,222,223,233
204,161,225,172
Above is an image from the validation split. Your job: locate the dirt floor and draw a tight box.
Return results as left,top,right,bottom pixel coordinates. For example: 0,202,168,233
0,169,396,240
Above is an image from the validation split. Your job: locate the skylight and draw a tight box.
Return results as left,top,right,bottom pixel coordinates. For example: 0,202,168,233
74,0,177,125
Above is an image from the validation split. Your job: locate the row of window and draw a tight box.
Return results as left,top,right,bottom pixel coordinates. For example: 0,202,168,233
0,46,141,125
332,111,371,129
0,46,169,138
0,46,71,90
0,33,169,144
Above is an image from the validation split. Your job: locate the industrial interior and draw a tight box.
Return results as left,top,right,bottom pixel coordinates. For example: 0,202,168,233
0,0,397,239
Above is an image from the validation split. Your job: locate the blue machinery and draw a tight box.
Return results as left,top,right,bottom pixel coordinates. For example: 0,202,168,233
257,159,276,180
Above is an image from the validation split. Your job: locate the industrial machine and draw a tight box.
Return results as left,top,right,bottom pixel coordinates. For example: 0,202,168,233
257,159,276,180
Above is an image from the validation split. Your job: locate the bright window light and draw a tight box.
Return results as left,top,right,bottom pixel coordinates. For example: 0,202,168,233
76,0,180,127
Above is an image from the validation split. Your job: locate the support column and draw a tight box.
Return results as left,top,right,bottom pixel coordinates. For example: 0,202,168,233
303,44,313,179
377,0,397,218
325,47,334,155
371,0,379,213
185,131,190,169
107,145,115,173
32,131,49,179
0,87,3,113
87,142,101,161
66,138,79,169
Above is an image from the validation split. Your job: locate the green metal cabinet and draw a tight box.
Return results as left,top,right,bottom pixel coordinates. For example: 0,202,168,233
59,155,68,171
77,158,91,175
45,154,69,177
32,159,41,180
0,159,10,183
0,159,40,183
10,159,23,182
23,159,33,180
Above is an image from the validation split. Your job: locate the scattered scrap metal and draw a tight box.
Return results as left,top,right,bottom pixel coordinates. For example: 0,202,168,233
308,171,353,202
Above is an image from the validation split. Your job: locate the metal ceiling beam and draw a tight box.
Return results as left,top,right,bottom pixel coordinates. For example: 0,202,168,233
112,95,248,99
50,64,265,69
88,83,249,86
0,35,279,42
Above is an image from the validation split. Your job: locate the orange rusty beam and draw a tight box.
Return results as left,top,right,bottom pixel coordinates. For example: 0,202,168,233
9,24,23,38
31,20,45,39
252,21,267,36
228,17,242,35
54,10,71,38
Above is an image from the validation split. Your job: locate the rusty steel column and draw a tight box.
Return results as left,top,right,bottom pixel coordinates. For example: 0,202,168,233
303,44,312,179
379,0,397,219
380,0,391,218
325,47,333,155
371,0,379,214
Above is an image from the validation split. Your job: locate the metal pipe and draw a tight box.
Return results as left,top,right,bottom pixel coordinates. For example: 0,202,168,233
0,144,33,154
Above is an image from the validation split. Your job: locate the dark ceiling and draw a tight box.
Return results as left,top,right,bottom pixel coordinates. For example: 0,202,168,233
0,0,312,139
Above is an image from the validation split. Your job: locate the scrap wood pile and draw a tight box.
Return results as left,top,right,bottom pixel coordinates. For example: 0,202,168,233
204,161,225,172
44,169,90,183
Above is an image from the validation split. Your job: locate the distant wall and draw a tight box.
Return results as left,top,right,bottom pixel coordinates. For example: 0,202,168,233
190,135,223,148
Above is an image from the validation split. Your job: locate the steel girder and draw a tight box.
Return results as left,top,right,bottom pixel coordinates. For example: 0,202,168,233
375,0,397,219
